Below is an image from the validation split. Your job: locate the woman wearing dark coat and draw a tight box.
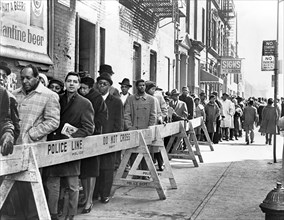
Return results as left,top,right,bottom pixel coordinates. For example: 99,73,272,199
45,72,94,219
259,98,279,145
78,77,108,213
205,95,220,141
232,99,243,140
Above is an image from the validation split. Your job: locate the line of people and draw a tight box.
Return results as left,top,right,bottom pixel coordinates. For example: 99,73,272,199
0,62,191,220
0,60,281,220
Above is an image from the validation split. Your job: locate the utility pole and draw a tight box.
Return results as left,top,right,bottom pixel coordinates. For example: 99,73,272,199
274,0,280,163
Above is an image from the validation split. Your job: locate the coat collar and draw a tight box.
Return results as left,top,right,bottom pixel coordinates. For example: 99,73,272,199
15,81,44,96
60,91,79,114
135,93,147,100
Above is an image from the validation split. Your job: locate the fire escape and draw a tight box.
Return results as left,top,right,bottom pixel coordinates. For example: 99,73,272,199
119,0,187,89
219,0,236,57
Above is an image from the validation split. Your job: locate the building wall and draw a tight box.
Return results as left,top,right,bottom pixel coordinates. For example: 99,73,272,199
52,0,77,80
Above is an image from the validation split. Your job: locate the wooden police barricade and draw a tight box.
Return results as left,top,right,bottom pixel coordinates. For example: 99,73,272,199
165,120,199,167
113,123,180,191
0,127,179,219
165,117,214,166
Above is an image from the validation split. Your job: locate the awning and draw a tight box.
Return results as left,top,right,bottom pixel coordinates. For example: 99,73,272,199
200,69,223,84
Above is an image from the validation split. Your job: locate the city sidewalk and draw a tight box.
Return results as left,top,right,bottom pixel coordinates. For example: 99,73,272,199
76,131,284,220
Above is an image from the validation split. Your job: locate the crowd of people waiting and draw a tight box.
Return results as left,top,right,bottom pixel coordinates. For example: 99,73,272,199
0,60,282,220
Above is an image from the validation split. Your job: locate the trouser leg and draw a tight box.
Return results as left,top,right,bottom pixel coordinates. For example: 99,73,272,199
245,131,249,143
65,176,79,216
46,176,60,215
250,130,254,142
229,129,234,140
100,169,114,198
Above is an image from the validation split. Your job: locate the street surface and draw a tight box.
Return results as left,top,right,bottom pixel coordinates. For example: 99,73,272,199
76,130,284,220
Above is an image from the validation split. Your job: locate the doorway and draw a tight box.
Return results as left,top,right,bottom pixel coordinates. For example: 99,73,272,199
77,18,96,78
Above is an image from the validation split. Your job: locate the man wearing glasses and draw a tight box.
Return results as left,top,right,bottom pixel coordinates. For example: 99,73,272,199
94,72,124,204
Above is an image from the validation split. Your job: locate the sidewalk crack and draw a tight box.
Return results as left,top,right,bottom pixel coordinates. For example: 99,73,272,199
189,162,234,220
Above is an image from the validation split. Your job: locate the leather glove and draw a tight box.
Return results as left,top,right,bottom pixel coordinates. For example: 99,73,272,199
0,132,14,156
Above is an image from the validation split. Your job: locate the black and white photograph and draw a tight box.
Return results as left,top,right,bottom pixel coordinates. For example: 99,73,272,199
0,0,284,219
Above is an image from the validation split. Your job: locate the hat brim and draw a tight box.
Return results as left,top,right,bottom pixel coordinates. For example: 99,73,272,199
96,76,113,85
119,82,132,87
0,65,11,75
171,93,180,96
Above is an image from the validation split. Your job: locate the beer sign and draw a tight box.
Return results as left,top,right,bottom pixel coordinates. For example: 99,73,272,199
0,0,49,63
221,58,242,75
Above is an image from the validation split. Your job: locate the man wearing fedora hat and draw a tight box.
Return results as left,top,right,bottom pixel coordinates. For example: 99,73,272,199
119,78,132,106
94,72,124,204
94,64,120,97
169,89,188,119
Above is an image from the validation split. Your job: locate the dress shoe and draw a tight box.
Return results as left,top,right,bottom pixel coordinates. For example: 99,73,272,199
101,197,110,204
81,203,93,214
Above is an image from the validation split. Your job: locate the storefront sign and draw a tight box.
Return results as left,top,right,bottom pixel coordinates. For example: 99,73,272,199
221,58,242,75
0,0,48,61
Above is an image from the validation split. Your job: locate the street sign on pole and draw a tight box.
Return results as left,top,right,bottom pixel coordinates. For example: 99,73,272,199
261,40,277,71
262,56,275,71
262,40,277,56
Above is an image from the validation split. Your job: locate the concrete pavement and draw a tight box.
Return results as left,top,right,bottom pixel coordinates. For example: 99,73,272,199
76,131,284,220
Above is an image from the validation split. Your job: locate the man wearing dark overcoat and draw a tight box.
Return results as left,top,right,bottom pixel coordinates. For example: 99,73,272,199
45,72,94,220
94,72,124,204
179,86,195,120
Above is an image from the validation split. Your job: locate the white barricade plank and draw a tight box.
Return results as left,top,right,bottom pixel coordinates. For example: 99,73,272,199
0,144,30,176
0,179,14,210
200,121,214,151
34,130,140,168
187,121,203,163
28,147,51,220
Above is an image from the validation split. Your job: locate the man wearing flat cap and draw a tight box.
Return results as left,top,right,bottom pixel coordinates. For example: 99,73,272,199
94,64,120,97
119,78,132,106
94,72,124,204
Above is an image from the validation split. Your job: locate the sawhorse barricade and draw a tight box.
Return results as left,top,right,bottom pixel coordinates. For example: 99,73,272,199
165,117,214,167
0,122,184,219
0,118,211,219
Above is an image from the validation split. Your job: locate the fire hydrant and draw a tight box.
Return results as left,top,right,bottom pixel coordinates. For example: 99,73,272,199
259,182,284,219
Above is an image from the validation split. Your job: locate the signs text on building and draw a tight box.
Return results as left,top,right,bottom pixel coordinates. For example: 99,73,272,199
262,40,277,56
221,58,242,75
0,0,48,60
261,55,275,71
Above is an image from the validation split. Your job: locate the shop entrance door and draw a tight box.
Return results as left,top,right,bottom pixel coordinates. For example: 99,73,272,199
77,18,96,78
